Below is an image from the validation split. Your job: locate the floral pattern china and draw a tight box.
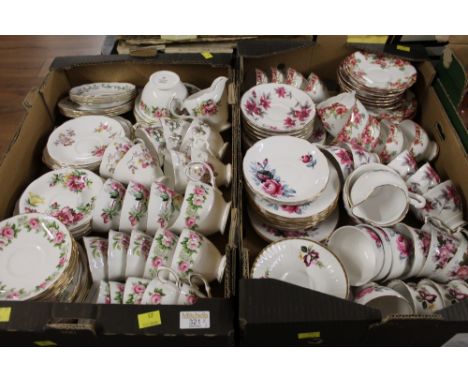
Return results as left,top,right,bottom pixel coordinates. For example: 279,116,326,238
241,84,316,133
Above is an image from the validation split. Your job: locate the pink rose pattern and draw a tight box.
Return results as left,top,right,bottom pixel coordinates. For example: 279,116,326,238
148,288,166,305
139,100,170,118
130,233,152,259
127,182,149,227
183,184,209,230
0,215,70,301
124,279,149,305
395,234,413,260
300,153,317,168
433,233,459,271
445,285,468,305
176,230,203,277
250,158,296,198
416,287,438,310
126,146,155,175
100,181,126,224
53,128,75,147
146,230,179,278
49,169,93,193
192,99,220,117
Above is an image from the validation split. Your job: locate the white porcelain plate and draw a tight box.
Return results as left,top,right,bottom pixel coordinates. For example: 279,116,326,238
69,82,136,104
243,136,329,204
241,83,315,132
18,168,103,231
250,159,339,218
249,208,339,243
47,116,126,166
251,238,348,299
0,213,73,301
344,51,417,91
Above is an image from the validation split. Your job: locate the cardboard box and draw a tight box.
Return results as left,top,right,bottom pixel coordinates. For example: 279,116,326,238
0,54,238,345
237,36,468,346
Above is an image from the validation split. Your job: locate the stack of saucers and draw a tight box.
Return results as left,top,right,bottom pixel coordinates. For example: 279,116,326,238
18,168,104,238
241,84,316,145
337,51,417,122
43,115,128,171
243,136,340,243
58,82,136,118
0,213,91,302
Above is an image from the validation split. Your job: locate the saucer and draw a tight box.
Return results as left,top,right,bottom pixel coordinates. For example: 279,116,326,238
251,238,349,299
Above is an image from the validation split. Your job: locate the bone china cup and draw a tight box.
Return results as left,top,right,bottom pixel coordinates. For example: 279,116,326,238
406,162,441,195
92,179,126,232
328,226,378,286
354,283,414,316
170,229,226,283
388,150,417,180
99,137,133,179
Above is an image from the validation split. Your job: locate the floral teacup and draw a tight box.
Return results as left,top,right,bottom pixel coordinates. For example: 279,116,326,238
83,236,108,283
381,227,413,281
146,182,182,236
388,150,417,180
441,280,468,306
304,72,329,103
406,162,441,195
99,137,133,179
414,279,445,314
399,120,438,162
376,120,406,164
170,229,226,283
143,229,179,279
319,145,354,184
161,118,190,151
113,142,165,187
141,267,181,305
433,231,468,282
285,68,307,89
191,147,232,188
92,179,126,232
122,277,150,305
418,180,465,231
177,273,212,305
354,282,413,316
119,181,150,233
107,230,130,281
270,67,285,83
342,142,380,169
317,92,355,137
163,150,192,193
134,122,166,165
125,230,152,278
95,281,110,304
180,118,229,159
255,69,269,85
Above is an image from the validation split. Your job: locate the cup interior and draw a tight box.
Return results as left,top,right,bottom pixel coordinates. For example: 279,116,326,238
367,294,413,316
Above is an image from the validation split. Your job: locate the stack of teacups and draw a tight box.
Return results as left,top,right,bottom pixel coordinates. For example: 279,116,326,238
0,213,91,302
337,51,418,123
87,227,226,305
134,70,231,133
43,115,130,171
58,82,137,118
342,163,426,226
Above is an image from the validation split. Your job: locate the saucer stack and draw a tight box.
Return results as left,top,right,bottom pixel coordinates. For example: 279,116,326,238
337,51,418,122
243,136,340,243
43,115,129,171
0,213,91,302
241,84,316,146
58,82,136,118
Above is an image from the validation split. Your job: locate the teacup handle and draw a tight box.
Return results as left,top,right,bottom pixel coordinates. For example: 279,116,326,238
169,95,193,120
156,266,180,285
185,161,215,187
187,273,212,298
408,192,426,209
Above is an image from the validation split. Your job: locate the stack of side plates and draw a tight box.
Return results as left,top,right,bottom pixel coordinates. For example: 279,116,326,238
18,169,103,238
337,51,417,122
243,136,339,243
0,213,91,302
43,115,128,171
241,84,316,144
58,82,136,118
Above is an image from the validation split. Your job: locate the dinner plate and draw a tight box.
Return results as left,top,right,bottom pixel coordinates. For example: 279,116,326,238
0,213,73,301
249,208,339,244
251,238,349,299
47,116,126,167
18,168,103,233
241,84,315,133
243,136,329,205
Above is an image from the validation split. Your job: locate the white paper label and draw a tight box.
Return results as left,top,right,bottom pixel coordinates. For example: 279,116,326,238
443,333,468,347
180,311,210,329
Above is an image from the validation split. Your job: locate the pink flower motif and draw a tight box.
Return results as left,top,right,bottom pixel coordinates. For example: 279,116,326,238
105,296,111,304
283,117,296,128
66,175,86,192
294,106,311,122
28,218,40,230
92,145,106,157
259,95,271,109
6,291,19,300
142,239,151,253
101,212,110,224
425,165,440,183
187,294,198,305
133,284,146,295
178,261,190,273
452,265,468,280
1,226,14,240
193,186,206,196
162,233,175,247
38,282,47,289
152,257,163,268
157,217,167,228
150,293,162,304
404,152,417,170
281,205,300,214
396,235,411,258
188,239,200,251
185,216,197,228
363,227,382,248
54,231,65,244
301,154,312,163
262,179,282,196
118,284,125,292
335,149,353,166
201,100,218,116
418,231,431,256
275,87,287,98
129,215,138,227
334,104,347,115
58,257,66,266
355,286,374,300
189,231,200,241
192,196,205,206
